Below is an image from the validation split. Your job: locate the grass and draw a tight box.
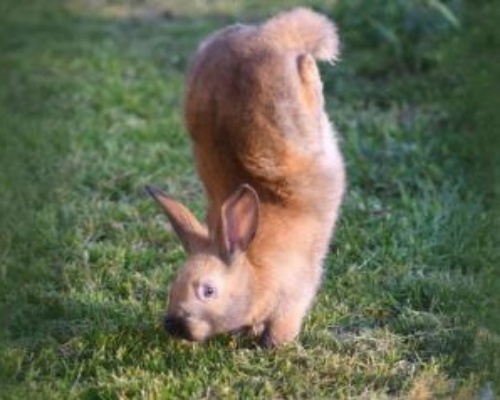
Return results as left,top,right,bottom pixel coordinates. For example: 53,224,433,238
0,0,499,398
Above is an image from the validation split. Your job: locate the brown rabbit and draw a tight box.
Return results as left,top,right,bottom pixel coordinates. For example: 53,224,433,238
146,8,345,347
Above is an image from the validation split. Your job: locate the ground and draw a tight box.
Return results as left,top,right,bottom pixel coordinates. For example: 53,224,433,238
0,0,499,398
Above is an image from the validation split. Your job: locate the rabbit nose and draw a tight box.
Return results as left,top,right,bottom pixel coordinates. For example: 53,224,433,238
163,315,193,340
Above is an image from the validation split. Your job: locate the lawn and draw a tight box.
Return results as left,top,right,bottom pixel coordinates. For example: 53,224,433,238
0,0,499,398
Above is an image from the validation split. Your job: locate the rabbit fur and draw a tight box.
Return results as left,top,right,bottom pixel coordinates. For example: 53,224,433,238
147,7,345,347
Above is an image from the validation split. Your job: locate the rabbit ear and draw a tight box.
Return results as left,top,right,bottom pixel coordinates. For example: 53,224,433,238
220,184,260,262
145,185,208,253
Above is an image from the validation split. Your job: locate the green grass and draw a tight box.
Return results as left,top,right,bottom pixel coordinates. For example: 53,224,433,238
1,0,499,398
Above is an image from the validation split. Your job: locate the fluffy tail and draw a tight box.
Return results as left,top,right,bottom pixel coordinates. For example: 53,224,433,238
261,8,340,63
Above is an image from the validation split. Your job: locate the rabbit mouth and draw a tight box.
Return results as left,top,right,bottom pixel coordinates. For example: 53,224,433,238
163,315,195,341
163,314,215,342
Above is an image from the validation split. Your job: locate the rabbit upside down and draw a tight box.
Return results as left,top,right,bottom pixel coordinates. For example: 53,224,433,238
146,8,346,347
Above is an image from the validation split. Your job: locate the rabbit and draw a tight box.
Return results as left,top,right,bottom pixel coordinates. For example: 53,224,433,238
146,7,345,347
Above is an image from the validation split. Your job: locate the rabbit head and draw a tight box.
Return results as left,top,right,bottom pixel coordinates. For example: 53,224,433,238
146,184,259,342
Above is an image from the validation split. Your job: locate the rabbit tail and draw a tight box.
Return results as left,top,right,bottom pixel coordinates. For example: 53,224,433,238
261,7,340,63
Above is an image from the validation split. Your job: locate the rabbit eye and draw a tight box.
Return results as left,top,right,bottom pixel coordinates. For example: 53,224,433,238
198,282,217,300
204,285,215,297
